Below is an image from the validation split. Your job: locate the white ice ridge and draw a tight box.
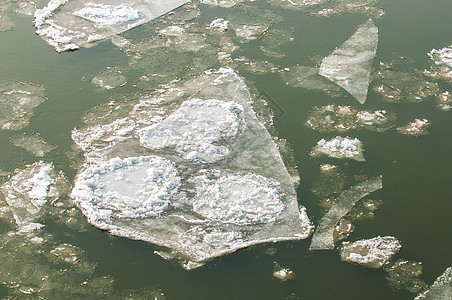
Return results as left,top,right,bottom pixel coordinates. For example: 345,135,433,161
310,136,365,161
139,98,245,163
71,69,313,263
319,19,378,104
309,176,382,250
34,0,190,52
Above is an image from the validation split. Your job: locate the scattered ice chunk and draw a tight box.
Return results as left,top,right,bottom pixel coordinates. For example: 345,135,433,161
415,267,452,300
209,18,229,32
34,0,190,52
425,45,452,82
309,176,382,250
384,260,427,293
397,119,430,136
91,66,127,90
333,218,355,242
319,19,378,104
340,236,401,268
273,263,295,281
10,133,57,157
437,91,452,111
306,104,397,133
310,136,365,161
0,81,47,130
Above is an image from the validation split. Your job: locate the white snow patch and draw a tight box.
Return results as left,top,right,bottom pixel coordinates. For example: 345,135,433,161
311,136,364,161
73,3,140,28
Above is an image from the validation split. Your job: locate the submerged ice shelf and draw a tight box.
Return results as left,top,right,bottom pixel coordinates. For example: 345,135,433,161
71,69,313,264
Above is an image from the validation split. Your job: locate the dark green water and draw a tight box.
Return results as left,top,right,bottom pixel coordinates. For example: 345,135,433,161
0,0,451,299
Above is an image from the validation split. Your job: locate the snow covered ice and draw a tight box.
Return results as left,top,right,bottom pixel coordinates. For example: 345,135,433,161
34,0,190,52
71,69,313,263
310,136,365,161
397,119,430,136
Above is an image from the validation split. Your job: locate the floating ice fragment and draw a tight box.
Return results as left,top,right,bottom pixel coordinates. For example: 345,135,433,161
310,136,365,161
309,176,382,250
397,119,430,136
384,260,427,293
273,263,295,281
10,133,57,157
280,65,341,93
340,236,401,268
91,66,127,90
0,81,47,130
0,1,15,32
415,267,452,300
319,19,378,104
34,0,190,52
437,91,452,111
425,45,452,82
209,18,229,32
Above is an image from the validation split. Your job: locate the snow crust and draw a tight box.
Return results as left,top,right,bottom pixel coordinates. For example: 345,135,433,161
311,136,365,161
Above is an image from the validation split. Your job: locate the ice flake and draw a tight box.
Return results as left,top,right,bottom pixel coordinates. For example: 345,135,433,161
319,19,378,104
310,176,382,250
310,136,365,161
10,133,57,157
71,69,312,263
34,0,190,52
0,81,48,130
425,45,452,82
340,236,401,268
397,119,430,136
415,267,452,300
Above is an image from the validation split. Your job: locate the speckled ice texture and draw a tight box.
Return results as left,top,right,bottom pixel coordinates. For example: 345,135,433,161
71,69,313,264
311,136,365,161
34,0,190,52
415,267,452,300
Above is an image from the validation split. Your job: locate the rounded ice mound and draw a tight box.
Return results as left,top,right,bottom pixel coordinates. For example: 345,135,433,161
139,98,245,163
192,173,285,225
71,156,180,222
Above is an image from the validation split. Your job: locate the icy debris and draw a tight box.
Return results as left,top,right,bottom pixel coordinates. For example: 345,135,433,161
233,56,281,74
139,98,246,163
71,69,312,263
425,45,452,82
0,161,67,228
384,260,427,293
415,267,452,300
15,1,37,16
91,67,127,90
34,0,190,52
306,104,397,133
209,18,229,32
0,81,48,130
310,136,365,161
397,119,430,136
280,65,341,93
340,236,401,268
200,0,244,8
10,133,57,157
310,176,382,250
319,19,378,104
333,219,355,242
437,91,452,111
273,263,295,282
373,61,439,103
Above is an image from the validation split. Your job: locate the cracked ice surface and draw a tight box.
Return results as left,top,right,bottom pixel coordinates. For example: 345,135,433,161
310,136,365,161
319,19,378,104
309,176,382,250
415,267,452,300
10,133,58,157
34,0,190,52
71,69,312,263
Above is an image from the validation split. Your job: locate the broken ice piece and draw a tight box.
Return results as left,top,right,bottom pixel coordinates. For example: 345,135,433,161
200,0,244,8
437,91,452,111
273,263,295,281
319,19,378,104
209,18,229,32
397,119,430,136
91,67,127,90
424,45,452,82
309,176,382,250
384,260,427,293
340,236,401,268
310,136,365,161
415,267,452,300
10,133,57,157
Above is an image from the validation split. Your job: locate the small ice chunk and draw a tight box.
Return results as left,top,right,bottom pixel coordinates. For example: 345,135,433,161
310,136,365,161
384,260,427,293
91,67,127,90
73,3,140,28
425,45,452,82
437,91,452,111
209,18,229,32
200,0,244,8
10,133,57,157
340,236,402,268
397,119,430,136
415,267,452,300
273,263,295,281
319,19,378,104
310,176,382,250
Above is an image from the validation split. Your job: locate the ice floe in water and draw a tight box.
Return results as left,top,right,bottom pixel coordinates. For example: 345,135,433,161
91,66,127,90
306,104,397,133
0,1,15,32
273,263,295,282
424,45,452,82
10,132,57,157
71,69,312,263
416,267,452,300
0,81,47,130
309,176,382,250
310,136,365,161
319,19,378,104
34,0,190,52
340,236,401,268
384,260,427,293
397,119,430,136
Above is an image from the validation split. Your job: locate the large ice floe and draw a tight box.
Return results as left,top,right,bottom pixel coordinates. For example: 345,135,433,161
71,69,313,264
34,0,190,52
0,81,48,130
415,267,452,300
281,19,378,104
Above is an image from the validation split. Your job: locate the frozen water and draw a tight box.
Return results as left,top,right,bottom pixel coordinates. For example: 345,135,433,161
310,136,365,161
340,236,401,268
200,0,244,8
425,45,452,82
0,1,15,32
0,81,48,130
34,0,190,52
209,18,229,32
91,66,127,90
415,267,452,300
437,91,452,111
311,164,345,198
273,263,295,281
397,119,430,136
280,65,341,93
233,56,281,74
384,260,427,293
306,104,397,133
309,176,382,250
10,133,57,157
319,19,378,104
71,69,312,263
